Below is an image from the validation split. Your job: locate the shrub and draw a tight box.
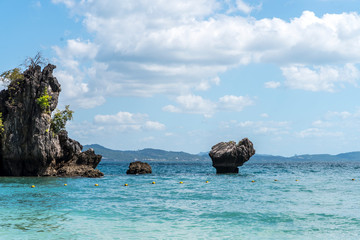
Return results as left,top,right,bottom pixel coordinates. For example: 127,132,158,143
36,88,52,112
0,68,24,86
50,105,74,134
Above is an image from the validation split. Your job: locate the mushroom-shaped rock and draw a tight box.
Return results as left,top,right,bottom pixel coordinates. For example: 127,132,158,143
209,138,255,174
126,161,152,174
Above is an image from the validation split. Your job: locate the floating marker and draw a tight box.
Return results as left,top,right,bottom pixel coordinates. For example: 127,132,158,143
64,184,67,186
179,181,183,184
31,185,35,188
124,183,128,186
295,180,299,182
251,180,255,183
94,184,99,186
205,181,209,183
352,179,355,181
152,181,156,184
274,179,278,182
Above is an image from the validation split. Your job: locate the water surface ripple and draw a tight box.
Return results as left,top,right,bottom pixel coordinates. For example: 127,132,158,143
1,160,360,239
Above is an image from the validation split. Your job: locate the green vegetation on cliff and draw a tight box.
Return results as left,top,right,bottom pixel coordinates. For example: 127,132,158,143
51,105,74,134
36,88,52,112
0,68,24,86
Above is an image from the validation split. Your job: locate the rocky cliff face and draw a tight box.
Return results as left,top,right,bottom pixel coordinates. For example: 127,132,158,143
209,138,255,173
0,64,103,177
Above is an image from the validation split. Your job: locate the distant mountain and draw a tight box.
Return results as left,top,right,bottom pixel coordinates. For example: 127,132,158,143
84,144,360,162
83,144,210,161
252,152,360,162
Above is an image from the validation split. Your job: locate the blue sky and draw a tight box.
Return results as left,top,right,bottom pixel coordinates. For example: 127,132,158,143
1,0,360,156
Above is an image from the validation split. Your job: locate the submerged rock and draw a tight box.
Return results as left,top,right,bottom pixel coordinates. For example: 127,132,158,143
126,161,152,174
0,64,103,177
209,138,255,174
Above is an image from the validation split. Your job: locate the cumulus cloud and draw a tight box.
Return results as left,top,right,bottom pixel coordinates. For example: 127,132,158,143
51,1,360,108
163,94,254,117
163,95,216,118
94,111,165,131
282,64,359,92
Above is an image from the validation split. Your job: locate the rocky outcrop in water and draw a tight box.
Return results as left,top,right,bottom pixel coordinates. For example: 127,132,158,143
209,138,255,174
126,161,152,174
0,64,103,177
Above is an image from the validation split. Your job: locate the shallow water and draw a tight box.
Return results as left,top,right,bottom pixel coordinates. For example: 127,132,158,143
1,160,360,239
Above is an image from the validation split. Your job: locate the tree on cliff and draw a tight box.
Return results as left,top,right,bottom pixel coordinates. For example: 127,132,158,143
51,105,74,134
0,68,24,86
0,52,46,86
24,52,47,69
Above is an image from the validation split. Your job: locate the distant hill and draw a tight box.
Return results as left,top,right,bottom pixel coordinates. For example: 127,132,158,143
252,152,360,162
84,144,360,162
83,144,210,161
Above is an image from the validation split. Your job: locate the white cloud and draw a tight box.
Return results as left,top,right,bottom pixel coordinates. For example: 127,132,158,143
282,64,359,92
218,95,254,111
321,108,360,130
235,0,253,14
196,76,221,91
144,121,166,130
312,120,333,128
299,108,360,139
163,94,254,117
163,95,215,118
222,120,291,135
51,0,75,8
264,81,281,89
162,105,180,113
326,110,356,119
94,111,165,131
51,1,360,107
297,128,343,138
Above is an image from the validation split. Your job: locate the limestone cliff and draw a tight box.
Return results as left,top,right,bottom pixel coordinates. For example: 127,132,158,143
0,64,103,177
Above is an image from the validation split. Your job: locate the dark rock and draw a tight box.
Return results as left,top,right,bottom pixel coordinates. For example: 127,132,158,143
0,64,103,177
126,161,152,174
209,138,255,174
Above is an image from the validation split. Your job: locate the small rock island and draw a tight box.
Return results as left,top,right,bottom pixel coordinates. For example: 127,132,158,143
209,138,255,174
126,161,152,174
0,63,103,177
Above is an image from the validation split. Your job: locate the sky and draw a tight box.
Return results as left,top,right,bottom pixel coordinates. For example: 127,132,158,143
1,0,360,156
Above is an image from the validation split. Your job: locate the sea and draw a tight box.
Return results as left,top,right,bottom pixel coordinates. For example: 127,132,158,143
1,159,360,239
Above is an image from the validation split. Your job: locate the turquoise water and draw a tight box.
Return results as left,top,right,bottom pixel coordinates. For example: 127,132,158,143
1,160,360,239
